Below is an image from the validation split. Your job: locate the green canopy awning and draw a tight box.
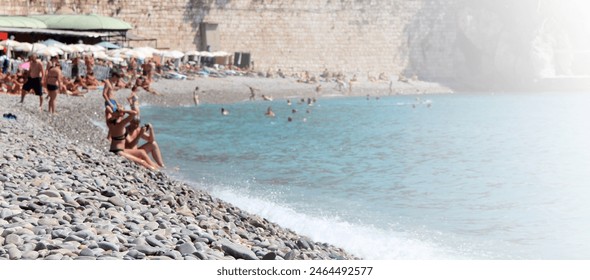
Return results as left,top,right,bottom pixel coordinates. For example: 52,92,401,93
31,14,132,31
0,16,48,29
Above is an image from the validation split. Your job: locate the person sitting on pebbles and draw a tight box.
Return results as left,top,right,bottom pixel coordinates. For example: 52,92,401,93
107,109,159,171
136,75,160,95
125,117,165,168
84,71,102,90
62,77,87,96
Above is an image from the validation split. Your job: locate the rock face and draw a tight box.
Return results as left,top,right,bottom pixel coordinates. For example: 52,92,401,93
0,95,357,260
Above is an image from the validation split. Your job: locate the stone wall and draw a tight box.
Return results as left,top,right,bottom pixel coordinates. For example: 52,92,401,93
4,0,588,89
3,0,461,81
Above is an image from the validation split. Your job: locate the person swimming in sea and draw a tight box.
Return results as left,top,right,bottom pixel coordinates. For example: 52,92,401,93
265,106,275,117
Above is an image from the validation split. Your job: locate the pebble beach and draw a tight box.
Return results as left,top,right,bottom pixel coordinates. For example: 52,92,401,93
0,75,452,260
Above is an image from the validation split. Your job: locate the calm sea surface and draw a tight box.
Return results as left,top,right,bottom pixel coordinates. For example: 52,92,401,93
140,92,590,259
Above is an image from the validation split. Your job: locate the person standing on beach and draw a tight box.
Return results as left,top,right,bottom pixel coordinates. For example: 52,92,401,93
45,62,63,114
248,85,257,101
71,56,80,79
142,59,154,81
193,86,200,105
103,71,122,123
20,54,44,110
84,55,95,75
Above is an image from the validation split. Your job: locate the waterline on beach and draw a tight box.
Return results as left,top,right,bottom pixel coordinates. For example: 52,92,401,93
193,181,459,260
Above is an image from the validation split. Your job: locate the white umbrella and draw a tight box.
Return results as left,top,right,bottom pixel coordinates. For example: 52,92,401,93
41,39,66,47
185,50,201,56
67,44,86,53
0,39,20,48
106,56,125,64
13,42,32,52
199,51,214,57
135,47,159,56
162,50,185,59
92,51,109,60
57,45,76,53
106,48,128,56
123,49,152,60
35,46,63,57
31,43,47,52
87,44,106,52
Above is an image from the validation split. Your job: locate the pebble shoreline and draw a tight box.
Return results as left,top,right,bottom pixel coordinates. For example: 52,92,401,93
0,93,358,260
0,76,451,260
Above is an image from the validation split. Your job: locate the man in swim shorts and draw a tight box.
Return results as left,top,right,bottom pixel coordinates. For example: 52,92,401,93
20,54,45,110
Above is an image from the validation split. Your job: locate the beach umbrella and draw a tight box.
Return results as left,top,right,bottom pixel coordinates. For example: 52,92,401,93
13,42,32,52
185,50,200,56
92,51,109,60
57,45,76,53
67,44,85,53
95,41,121,49
35,46,63,57
68,43,103,53
106,56,125,64
87,44,106,52
0,39,20,48
199,51,214,57
40,39,66,47
31,43,48,52
161,50,185,59
123,49,152,60
106,48,127,56
139,46,161,54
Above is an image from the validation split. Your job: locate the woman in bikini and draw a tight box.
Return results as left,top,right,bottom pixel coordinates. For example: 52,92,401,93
45,63,63,114
107,108,159,171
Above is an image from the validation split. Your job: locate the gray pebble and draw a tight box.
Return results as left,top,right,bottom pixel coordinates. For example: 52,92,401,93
22,251,40,260
175,242,197,256
79,248,95,257
220,238,258,260
97,241,120,252
4,234,24,246
146,236,165,248
7,246,22,260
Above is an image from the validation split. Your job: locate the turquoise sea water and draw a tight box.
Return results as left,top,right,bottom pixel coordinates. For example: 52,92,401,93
141,92,590,259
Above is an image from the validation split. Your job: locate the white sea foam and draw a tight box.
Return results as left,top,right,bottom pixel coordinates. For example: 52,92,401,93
207,185,459,260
